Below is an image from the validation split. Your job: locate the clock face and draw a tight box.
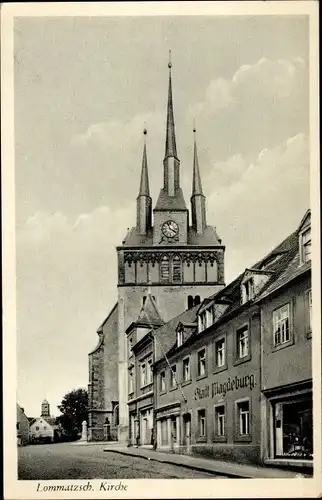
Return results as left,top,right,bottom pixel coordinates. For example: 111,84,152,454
161,220,179,238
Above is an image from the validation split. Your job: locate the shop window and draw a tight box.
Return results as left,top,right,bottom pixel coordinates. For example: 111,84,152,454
215,338,226,368
183,357,191,382
198,409,206,438
172,255,182,283
214,405,226,438
273,398,313,459
273,304,290,346
147,359,153,384
140,363,147,387
177,328,183,347
236,325,249,360
237,400,250,436
170,365,177,389
129,368,134,394
197,348,206,377
300,227,311,264
160,371,166,392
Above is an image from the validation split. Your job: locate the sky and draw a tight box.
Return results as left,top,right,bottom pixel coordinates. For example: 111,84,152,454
14,15,310,417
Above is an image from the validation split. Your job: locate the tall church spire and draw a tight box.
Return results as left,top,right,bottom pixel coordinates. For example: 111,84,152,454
137,129,152,235
139,129,150,196
165,50,178,160
191,127,207,234
163,51,180,197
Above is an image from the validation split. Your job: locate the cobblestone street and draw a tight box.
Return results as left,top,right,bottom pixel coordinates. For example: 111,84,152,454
18,443,219,479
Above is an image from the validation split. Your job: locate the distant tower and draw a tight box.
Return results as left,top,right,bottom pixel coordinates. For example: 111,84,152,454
41,399,50,417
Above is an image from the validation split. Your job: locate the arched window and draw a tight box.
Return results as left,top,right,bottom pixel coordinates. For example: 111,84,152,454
172,255,182,283
160,256,170,282
194,295,201,306
187,295,194,309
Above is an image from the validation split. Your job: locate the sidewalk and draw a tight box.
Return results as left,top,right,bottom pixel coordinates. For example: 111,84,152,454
103,444,309,479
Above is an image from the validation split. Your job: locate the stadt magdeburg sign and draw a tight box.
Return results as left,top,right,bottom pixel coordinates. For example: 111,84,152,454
194,374,255,400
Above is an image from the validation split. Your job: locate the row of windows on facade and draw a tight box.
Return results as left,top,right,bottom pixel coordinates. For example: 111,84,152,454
197,289,312,341
129,293,312,395
162,294,311,394
158,401,250,444
124,257,219,284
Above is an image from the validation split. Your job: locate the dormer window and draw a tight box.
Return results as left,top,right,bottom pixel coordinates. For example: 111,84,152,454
177,328,183,347
301,227,311,264
243,277,255,302
198,307,213,333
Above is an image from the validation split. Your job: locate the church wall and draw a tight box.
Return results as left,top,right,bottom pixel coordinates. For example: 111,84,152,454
103,304,119,411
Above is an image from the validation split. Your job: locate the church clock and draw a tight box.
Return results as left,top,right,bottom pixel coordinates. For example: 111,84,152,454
161,220,179,238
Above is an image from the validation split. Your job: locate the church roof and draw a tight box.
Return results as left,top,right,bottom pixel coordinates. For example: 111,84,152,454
154,188,187,211
121,225,222,247
138,294,163,326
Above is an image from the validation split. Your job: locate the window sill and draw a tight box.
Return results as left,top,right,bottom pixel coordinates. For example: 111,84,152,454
234,356,251,367
159,390,166,396
196,374,208,381
169,385,178,392
212,435,227,443
272,339,294,352
233,434,252,443
181,379,192,387
213,364,228,375
196,437,207,443
140,382,153,390
264,458,313,469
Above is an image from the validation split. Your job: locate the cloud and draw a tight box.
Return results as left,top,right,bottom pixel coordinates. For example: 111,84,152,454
187,57,308,163
207,133,310,281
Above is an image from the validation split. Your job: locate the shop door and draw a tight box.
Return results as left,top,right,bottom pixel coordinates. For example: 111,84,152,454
183,414,191,447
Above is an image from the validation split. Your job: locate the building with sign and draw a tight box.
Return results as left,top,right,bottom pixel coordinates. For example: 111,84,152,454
88,56,226,442
260,210,312,470
153,212,312,467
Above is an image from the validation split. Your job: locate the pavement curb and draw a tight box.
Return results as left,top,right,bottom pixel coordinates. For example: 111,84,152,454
103,448,248,478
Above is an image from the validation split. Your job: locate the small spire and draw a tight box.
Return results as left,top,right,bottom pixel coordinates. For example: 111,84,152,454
165,50,177,159
139,128,150,196
192,126,204,196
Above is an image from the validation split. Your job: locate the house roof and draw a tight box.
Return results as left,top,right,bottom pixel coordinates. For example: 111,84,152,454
156,214,310,364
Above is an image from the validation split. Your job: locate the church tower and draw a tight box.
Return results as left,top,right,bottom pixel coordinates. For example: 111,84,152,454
116,54,226,442
41,399,50,418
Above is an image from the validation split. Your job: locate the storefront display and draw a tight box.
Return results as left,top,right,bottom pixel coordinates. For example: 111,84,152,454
273,396,312,459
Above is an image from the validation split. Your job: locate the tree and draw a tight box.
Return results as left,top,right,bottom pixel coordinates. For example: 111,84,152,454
56,388,88,440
